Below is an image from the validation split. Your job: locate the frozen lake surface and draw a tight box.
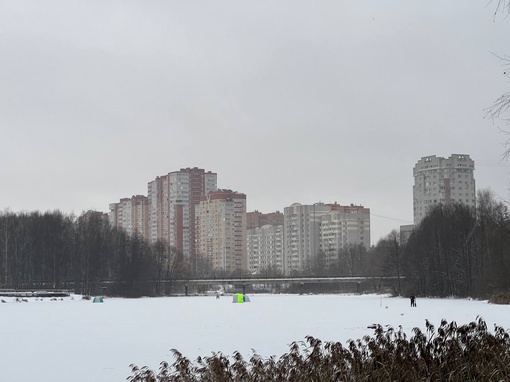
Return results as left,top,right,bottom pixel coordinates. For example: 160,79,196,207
1,293,509,382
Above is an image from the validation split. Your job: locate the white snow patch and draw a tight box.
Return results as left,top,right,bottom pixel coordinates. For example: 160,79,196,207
0,293,508,382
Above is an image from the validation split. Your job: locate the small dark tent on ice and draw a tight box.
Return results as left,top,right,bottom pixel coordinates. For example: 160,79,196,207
232,294,250,303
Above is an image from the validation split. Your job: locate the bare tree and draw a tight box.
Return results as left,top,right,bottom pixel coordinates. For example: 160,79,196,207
336,244,366,277
491,0,510,19
486,55,510,158
487,1,510,157
377,231,403,295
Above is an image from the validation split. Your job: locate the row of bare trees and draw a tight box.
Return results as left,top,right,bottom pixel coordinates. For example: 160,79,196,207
298,245,380,279
375,189,510,298
2,187,508,299
0,210,191,297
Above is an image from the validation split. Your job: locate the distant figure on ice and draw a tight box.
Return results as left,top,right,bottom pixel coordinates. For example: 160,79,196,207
410,294,416,307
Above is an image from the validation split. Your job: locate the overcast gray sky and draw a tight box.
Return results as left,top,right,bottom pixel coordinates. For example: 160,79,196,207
1,1,509,245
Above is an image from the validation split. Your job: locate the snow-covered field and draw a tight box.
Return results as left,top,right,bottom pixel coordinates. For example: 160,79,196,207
1,293,509,382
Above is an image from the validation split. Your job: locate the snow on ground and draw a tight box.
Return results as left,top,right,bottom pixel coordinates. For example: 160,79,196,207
1,293,509,382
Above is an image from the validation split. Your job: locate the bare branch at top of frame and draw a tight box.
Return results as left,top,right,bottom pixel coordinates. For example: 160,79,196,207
485,54,510,124
489,0,510,20
487,92,510,121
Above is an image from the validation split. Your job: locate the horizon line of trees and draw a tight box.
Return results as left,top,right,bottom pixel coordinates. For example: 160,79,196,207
1,187,509,298
375,188,510,299
0,210,194,297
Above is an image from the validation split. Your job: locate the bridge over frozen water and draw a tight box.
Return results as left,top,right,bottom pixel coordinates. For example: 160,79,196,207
170,276,402,295
4,276,402,296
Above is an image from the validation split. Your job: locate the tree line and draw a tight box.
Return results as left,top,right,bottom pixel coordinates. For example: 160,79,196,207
375,189,510,299
0,210,193,297
1,188,509,298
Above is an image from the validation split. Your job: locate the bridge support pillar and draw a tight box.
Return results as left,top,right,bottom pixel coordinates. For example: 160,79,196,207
185,284,188,296
242,284,246,295
299,283,304,295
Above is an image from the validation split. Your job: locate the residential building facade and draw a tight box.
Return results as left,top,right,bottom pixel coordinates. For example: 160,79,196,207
195,189,247,273
413,154,476,224
168,168,217,260
319,204,370,264
247,211,284,274
283,202,333,274
108,195,149,239
399,224,415,244
146,168,217,260
283,202,370,274
147,175,170,244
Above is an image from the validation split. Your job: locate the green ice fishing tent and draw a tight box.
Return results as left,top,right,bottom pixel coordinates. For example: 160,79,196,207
92,296,104,303
232,293,250,303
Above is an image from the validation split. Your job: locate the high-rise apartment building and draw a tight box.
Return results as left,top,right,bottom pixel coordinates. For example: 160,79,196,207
147,168,217,260
283,202,370,275
247,211,284,274
147,175,170,243
109,195,149,239
168,168,217,259
283,203,334,274
195,189,247,273
109,198,126,230
319,204,370,264
413,154,476,224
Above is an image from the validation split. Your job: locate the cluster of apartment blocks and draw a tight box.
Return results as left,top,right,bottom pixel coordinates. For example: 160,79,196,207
109,167,371,275
108,155,476,274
